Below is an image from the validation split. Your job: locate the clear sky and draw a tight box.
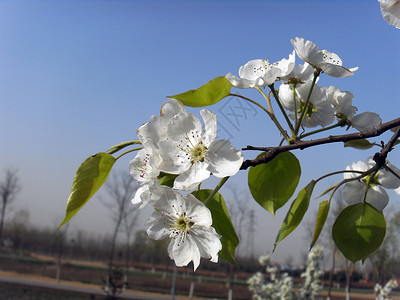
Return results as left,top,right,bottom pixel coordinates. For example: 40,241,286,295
1,0,399,264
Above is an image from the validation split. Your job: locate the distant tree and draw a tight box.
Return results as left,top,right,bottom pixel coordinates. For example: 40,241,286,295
101,170,138,296
0,169,21,243
368,210,400,284
8,209,29,253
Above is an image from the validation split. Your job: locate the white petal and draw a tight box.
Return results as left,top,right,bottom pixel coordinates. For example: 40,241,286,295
395,187,400,195
131,184,149,206
200,109,217,147
173,162,210,191
343,181,366,206
129,148,161,182
238,59,267,81
291,37,324,66
160,99,186,118
379,162,400,189
148,184,186,214
344,160,370,180
352,112,382,131
206,139,244,177
167,112,203,142
168,235,201,270
380,0,400,29
278,83,296,111
365,186,389,211
319,63,358,78
190,226,222,264
145,211,171,240
274,50,296,78
225,73,254,89
184,194,213,226
158,140,191,174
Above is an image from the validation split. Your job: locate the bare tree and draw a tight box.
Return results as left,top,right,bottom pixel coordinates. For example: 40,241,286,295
101,170,138,296
0,169,21,243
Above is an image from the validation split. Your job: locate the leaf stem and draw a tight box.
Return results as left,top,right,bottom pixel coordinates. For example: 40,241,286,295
107,140,142,155
204,176,229,204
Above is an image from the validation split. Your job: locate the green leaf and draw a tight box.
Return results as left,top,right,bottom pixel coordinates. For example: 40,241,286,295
168,76,232,107
158,172,177,188
274,180,316,249
332,203,386,262
344,139,375,150
192,189,239,265
248,152,301,215
310,200,330,249
59,153,116,228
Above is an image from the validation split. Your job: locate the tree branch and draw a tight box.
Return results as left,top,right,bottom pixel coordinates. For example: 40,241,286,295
240,117,400,170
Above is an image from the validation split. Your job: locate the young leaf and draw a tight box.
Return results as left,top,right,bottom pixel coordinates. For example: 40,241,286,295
310,200,330,249
274,180,316,249
192,189,239,265
248,152,301,215
59,153,116,228
168,76,232,107
158,172,177,188
344,139,375,149
332,203,386,262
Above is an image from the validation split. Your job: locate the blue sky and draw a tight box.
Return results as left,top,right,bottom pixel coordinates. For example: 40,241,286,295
1,0,399,264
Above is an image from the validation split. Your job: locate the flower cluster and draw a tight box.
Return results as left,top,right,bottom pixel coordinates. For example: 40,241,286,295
343,158,400,211
129,99,243,270
247,246,324,300
299,245,324,299
227,37,381,131
375,278,398,300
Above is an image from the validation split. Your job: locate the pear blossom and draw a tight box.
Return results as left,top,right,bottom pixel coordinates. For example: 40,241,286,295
291,37,358,77
145,184,222,271
130,99,185,206
137,99,186,149
324,86,382,131
379,0,400,29
343,158,400,210
158,109,243,190
279,80,334,128
129,147,161,207
226,51,295,89
279,62,314,84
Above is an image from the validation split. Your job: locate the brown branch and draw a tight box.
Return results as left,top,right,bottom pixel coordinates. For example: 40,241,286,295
240,117,400,170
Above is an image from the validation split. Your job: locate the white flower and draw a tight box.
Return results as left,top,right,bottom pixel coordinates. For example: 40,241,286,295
279,62,314,84
343,158,400,210
379,0,400,29
291,37,358,78
145,184,222,271
279,80,334,128
351,112,382,131
158,109,243,190
226,51,295,89
137,99,186,149
130,99,186,206
129,147,161,207
323,86,382,131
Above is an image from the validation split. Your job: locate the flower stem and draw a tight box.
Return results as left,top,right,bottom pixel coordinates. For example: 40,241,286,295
204,176,230,204
294,70,320,135
115,147,143,160
265,84,295,136
229,93,290,141
299,122,344,139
